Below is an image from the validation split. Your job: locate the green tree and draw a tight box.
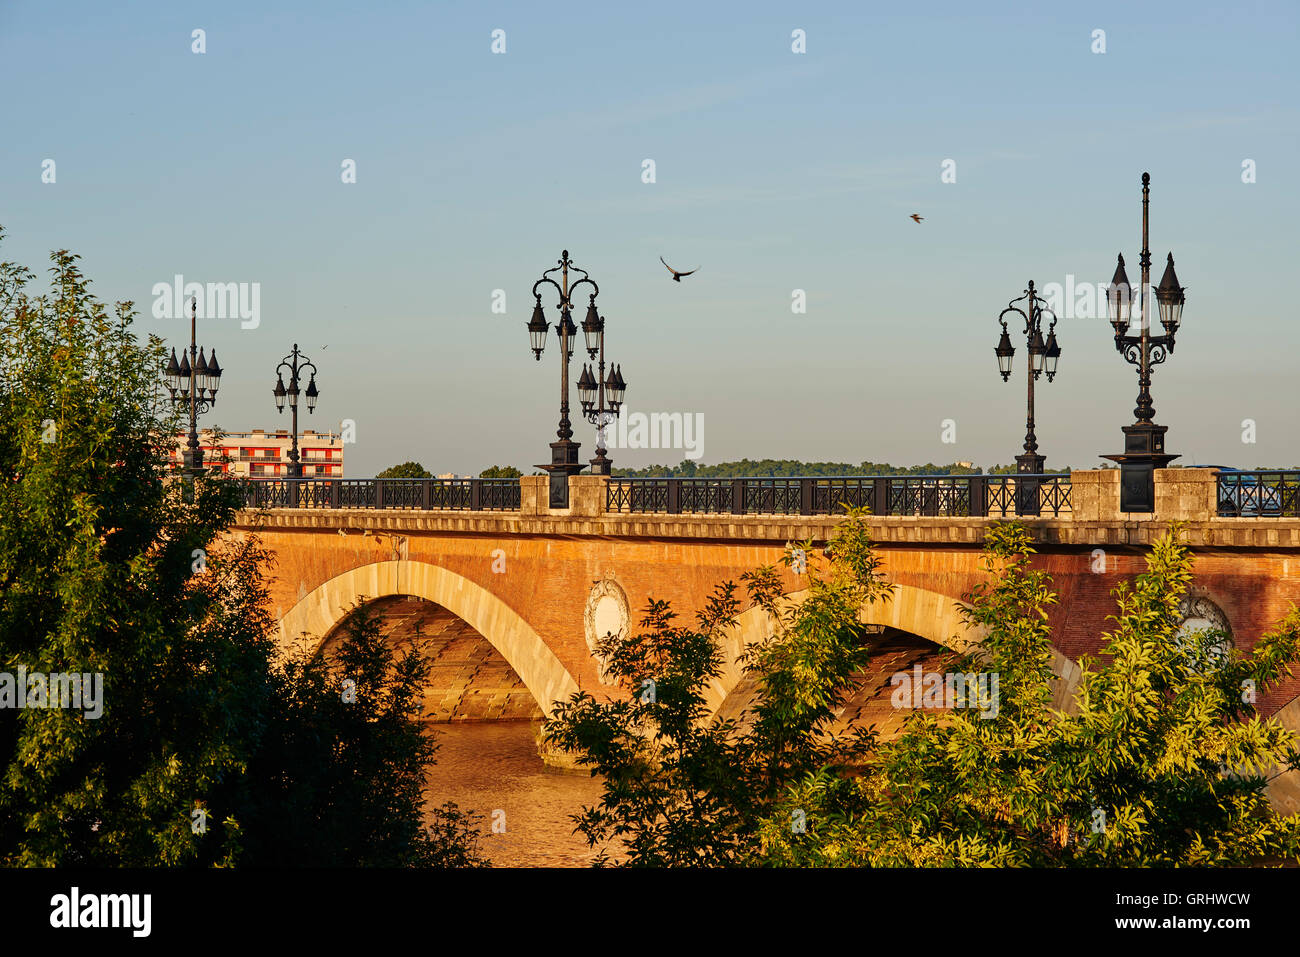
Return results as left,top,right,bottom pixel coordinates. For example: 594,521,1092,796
543,508,892,865
758,523,1300,866
478,465,522,478
986,463,1074,474
0,235,482,866
244,602,485,866
376,461,432,479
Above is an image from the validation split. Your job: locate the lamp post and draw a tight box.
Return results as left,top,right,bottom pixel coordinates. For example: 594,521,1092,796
164,296,222,477
527,249,607,506
273,344,320,479
994,280,1060,515
1102,172,1186,512
576,309,627,475
995,280,1061,472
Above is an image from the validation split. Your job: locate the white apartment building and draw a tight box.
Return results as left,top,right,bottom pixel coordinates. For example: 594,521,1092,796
168,428,344,478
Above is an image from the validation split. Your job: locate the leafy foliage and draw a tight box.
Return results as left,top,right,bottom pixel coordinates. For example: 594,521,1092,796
479,465,522,478
542,508,892,865
376,461,433,479
0,240,256,864
759,523,1300,866
244,602,485,866
548,500,1300,868
0,233,482,866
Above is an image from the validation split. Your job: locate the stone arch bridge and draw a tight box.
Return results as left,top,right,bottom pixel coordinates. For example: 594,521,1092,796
231,468,1300,808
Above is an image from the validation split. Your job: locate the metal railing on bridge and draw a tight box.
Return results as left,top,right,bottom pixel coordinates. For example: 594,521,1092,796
241,477,522,511
1216,470,1300,518
604,474,1072,518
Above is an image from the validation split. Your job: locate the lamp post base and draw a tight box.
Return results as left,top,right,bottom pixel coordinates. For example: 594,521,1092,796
181,446,206,478
537,439,584,508
1015,453,1046,474
1103,423,1179,513
1014,453,1046,515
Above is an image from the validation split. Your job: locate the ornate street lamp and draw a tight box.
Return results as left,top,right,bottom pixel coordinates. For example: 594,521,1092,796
994,280,1060,514
1102,172,1186,512
273,344,320,479
165,296,222,478
577,305,627,475
527,250,626,506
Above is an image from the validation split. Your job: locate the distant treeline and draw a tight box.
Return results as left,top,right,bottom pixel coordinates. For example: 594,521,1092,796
610,459,1080,478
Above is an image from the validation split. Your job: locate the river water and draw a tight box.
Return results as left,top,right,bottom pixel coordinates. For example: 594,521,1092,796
423,722,608,867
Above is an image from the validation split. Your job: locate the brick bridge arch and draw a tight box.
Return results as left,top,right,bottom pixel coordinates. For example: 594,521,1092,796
277,563,996,720
238,468,1300,800
277,559,580,716
709,582,1080,716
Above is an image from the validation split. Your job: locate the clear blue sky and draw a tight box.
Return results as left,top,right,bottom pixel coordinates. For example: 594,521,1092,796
3,0,1296,475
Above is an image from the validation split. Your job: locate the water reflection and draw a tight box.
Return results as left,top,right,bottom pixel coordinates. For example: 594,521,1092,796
423,722,607,867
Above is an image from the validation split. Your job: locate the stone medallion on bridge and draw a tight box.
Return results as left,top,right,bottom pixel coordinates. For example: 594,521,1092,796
584,578,629,686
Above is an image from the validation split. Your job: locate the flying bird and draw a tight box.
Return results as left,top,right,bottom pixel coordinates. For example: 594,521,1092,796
910,214,924,224
659,256,699,282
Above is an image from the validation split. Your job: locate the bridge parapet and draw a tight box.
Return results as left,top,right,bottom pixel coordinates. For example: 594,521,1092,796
603,473,1073,518
232,469,1300,547
233,486,1300,552
1072,467,1220,523
241,476,524,511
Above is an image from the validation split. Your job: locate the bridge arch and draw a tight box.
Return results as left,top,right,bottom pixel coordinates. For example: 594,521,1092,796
276,560,580,716
705,581,1080,717
703,582,977,715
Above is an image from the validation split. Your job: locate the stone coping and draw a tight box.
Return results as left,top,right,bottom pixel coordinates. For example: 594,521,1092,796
232,508,1300,549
